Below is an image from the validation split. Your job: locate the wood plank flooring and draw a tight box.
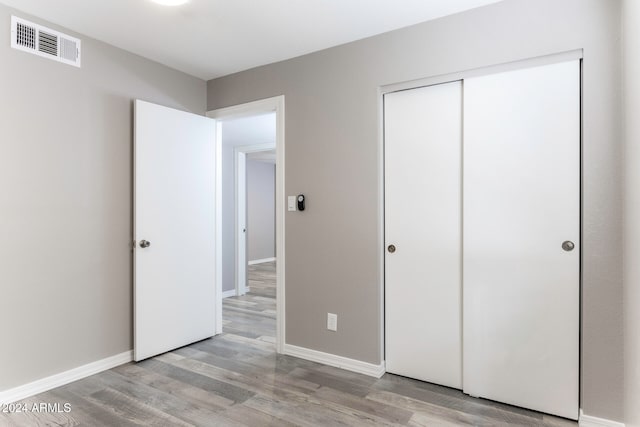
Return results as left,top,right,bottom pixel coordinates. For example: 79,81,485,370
0,262,577,426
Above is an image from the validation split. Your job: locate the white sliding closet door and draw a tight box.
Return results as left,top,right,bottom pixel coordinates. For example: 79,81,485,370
463,61,580,419
385,82,462,388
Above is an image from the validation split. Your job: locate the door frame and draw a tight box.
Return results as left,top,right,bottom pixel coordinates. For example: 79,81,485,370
380,49,583,371
234,142,277,296
207,95,286,353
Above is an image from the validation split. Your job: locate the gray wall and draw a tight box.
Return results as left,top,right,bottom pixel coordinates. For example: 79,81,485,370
247,160,276,262
624,0,640,425
221,143,236,292
207,0,623,420
0,4,206,391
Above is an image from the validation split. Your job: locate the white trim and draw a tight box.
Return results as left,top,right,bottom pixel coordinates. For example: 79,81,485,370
275,97,286,355
377,87,385,364
207,97,282,120
236,143,277,154
207,95,286,354
382,49,583,96
284,344,386,378
235,149,248,296
579,410,625,427
248,257,276,265
0,351,133,405
222,289,236,299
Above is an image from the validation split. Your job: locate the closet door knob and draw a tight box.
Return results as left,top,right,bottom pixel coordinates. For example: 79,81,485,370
562,241,574,252
388,245,396,253
139,240,151,249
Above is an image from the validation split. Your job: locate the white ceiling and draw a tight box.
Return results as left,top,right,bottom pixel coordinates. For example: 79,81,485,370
222,112,276,147
0,0,503,80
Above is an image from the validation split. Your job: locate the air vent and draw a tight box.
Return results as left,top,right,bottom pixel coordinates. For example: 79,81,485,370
10,16,81,68
38,31,57,56
16,22,35,49
60,37,78,62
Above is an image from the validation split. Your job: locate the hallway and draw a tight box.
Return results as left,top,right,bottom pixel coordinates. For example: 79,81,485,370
222,262,276,343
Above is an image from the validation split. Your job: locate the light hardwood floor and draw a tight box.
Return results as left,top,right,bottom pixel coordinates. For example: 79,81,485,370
1,262,577,426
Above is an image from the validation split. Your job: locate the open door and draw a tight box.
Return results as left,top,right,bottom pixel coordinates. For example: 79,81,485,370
134,100,217,361
235,150,247,296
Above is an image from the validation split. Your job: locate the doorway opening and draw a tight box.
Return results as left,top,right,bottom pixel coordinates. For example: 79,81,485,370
207,96,285,353
233,142,276,297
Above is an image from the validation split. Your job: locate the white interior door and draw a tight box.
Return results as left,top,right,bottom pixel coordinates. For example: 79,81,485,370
385,81,462,388
462,61,580,419
235,150,247,295
134,100,217,361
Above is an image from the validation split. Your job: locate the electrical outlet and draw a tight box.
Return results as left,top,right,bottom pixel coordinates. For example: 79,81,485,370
327,313,337,332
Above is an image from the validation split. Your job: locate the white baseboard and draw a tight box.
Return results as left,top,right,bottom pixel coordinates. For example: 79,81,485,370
284,344,385,378
222,289,236,298
579,410,625,427
0,351,133,405
248,257,276,265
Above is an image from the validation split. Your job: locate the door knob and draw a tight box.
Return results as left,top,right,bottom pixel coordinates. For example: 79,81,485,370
139,240,151,249
562,241,574,252
388,245,396,253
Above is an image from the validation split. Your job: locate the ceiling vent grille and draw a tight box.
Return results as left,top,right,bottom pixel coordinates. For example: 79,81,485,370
38,31,58,56
10,16,81,68
16,21,35,49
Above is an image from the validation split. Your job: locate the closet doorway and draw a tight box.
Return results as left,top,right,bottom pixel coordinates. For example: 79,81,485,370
384,59,580,420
